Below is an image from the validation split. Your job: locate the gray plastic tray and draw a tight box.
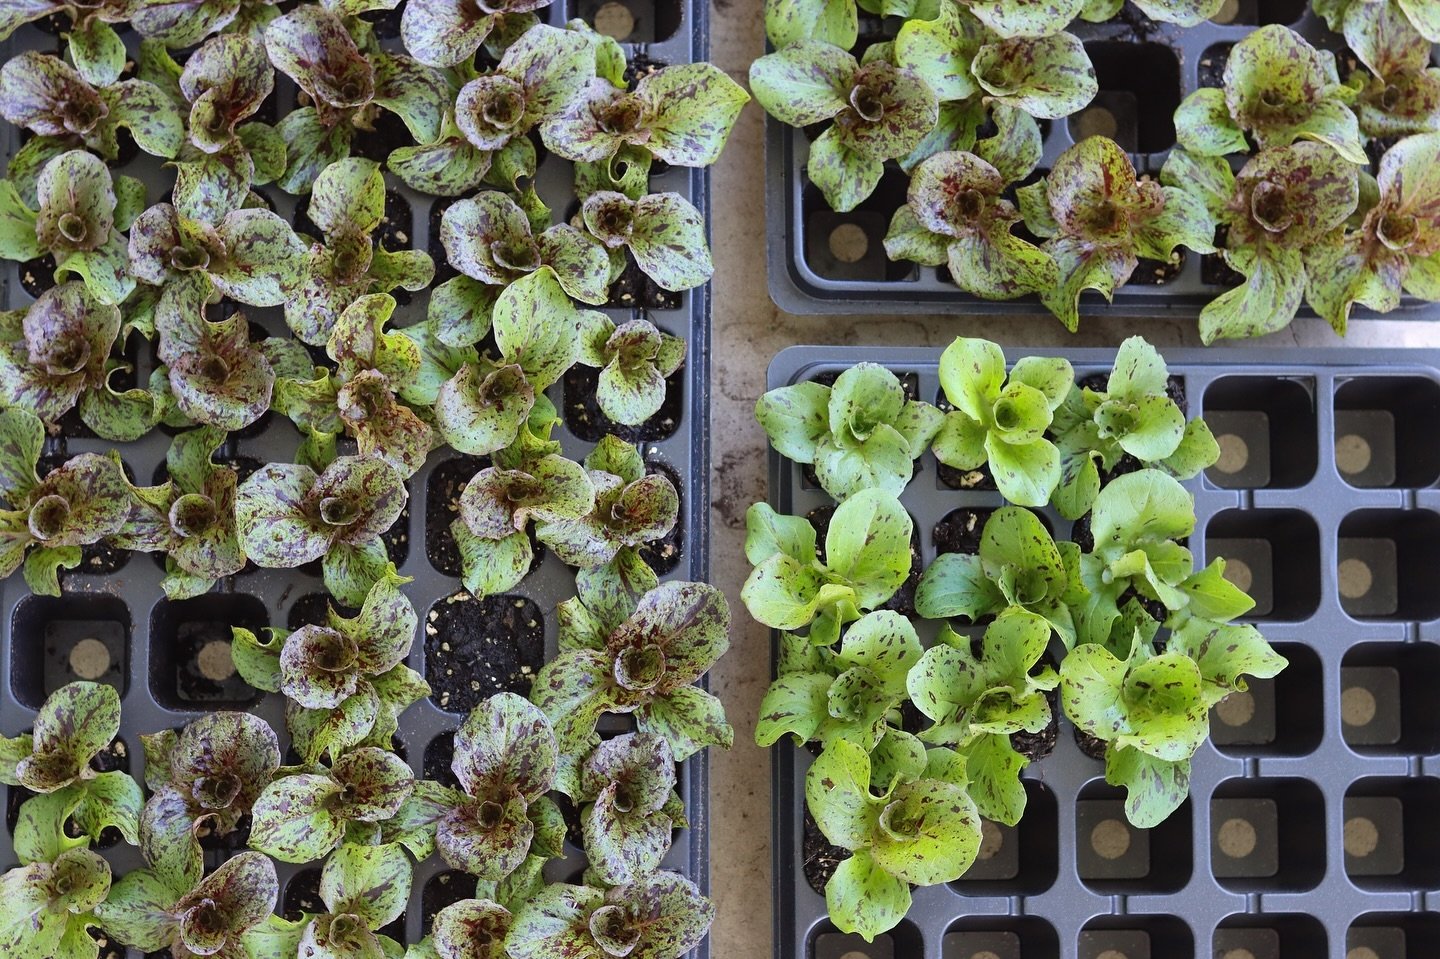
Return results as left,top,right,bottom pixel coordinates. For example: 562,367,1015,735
768,345,1440,959
0,1,717,954
764,5,1440,321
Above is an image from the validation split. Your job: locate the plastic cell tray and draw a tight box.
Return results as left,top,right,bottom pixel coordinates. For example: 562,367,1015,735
0,0,718,954
763,5,1440,320
768,346,1440,959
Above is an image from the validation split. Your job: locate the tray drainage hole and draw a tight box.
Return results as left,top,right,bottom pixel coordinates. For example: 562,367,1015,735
1220,952,1255,959
829,222,869,264
69,638,112,680
1073,105,1118,141
1339,556,1375,600
977,819,1003,860
1348,950,1380,959
1221,557,1252,593
1217,817,1258,859
1336,433,1373,477
1091,818,1132,860
1345,815,1381,859
197,639,236,682
1213,432,1250,476
1343,684,1379,729
593,1,635,38
1214,690,1255,728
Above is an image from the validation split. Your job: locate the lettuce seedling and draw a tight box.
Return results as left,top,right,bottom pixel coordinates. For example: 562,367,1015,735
1163,143,1360,342
1048,336,1218,519
506,872,714,959
98,850,278,958
414,897,515,959
1306,133,1440,333
0,408,132,595
286,158,435,345
264,4,449,193
1080,0,1224,25
534,580,731,792
578,733,687,886
805,739,980,941
915,506,1080,644
1174,24,1367,163
0,150,143,306
756,362,942,500
536,435,679,571
441,191,609,305
0,282,123,428
932,337,1072,507
0,847,111,959
235,452,408,605
401,0,552,66
1316,0,1440,45
906,609,1056,823
743,488,913,646
750,41,939,211
258,842,413,959
755,610,922,751
129,0,281,48
576,312,686,426
454,453,595,598
0,682,141,852
1334,0,1440,138
233,571,427,761
581,189,715,293
250,748,414,862
138,712,280,883
1017,136,1215,331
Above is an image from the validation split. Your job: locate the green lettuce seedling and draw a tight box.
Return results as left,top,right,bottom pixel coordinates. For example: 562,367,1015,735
255,842,413,959
250,748,415,863
578,732,687,886
506,872,714,959
1316,0,1440,47
0,847,111,959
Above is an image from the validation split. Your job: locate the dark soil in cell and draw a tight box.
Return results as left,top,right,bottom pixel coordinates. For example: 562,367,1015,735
1202,252,1245,288
1118,585,1171,626
286,592,360,630
282,869,325,921
1073,724,1110,761
1076,371,1187,413
937,460,998,491
20,253,57,299
563,363,684,442
424,593,545,712
422,871,477,935
555,791,587,851
1130,252,1184,285
351,109,413,164
623,54,669,88
361,3,403,38
422,731,461,790
933,507,996,556
606,256,682,311
1070,513,1094,552
1011,654,1060,763
1198,42,1233,89
425,455,489,575
637,461,684,575
381,500,411,566
195,813,251,851
428,198,460,284
90,929,125,959
802,808,848,895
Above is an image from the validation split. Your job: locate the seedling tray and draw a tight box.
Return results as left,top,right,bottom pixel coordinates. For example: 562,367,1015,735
769,345,1440,959
764,5,1440,320
0,0,719,954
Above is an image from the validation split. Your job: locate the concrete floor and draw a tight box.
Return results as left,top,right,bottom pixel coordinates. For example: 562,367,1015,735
702,3,1440,956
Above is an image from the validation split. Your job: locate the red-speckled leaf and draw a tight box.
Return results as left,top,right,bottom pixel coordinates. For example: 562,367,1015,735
35,150,114,255
748,41,855,127
249,773,346,862
0,53,105,141
307,454,408,545
428,275,497,349
176,851,278,942
628,192,712,292
94,867,180,953
25,452,130,549
280,625,364,709
1199,245,1307,342
321,842,412,929
388,136,494,197
441,191,537,285
434,362,535,455
499,24,595,125
210,208,305,306
453,692,556,801
310,158,385,238
287,687,381,765
277,107,353,195
437,793,533,879
635,63,749,167
636,685,734,761
236,461,328,567
966,0,1086,38
614,582,729,687
0,282,118,423
164,711,279,830
1230,141,1360,249
100,80,184,158
582,781,673,886
374,53,449,145
264,6,374,110
181,34,274,151
401,0,497,67
972,34,1097,120
432,899,513,959
0,406,42,503
836,60,939,161
331,748,415,823
493,268,580,389
1131,0,1222,25
22,681,119,792
893,2,983,103
0,180,40,262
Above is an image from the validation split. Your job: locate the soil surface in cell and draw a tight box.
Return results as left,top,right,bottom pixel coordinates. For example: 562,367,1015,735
425,594,545,712
564,363,684,443
802,809,848,895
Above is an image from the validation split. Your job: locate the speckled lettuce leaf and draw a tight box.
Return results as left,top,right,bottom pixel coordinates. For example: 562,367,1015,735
971,33,1097,120
400,0,501,67
0,281,120,425
575,313,685,426
209,208,307,306
579,733,676,886
251,749,413,863
264,5,374,110
893,2,983,102
388,134,493,197
0,846,110,959
965,0,1086,38
454,25,593,152
372,52,449,145
504,873,713,959
0,0,56,43
99,79,185,158
321,841,412,933
287,687,381,766
1104,745,1190,829
1130,0,1223,25
765,0,857,47
180,33,274,152
442,191,608,302
155,279,275,430
629,63,749,167
23,451,131,559
492,267,581,390
749,40,855,130
428,898,513,959
582,191,712,292
434,361,536,456
807,126,886,213
277,107,353,195
7,682,120,794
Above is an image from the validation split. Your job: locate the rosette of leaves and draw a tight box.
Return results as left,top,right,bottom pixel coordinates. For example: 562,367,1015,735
263,3,449,193
1016,136,1215,331
915,506,1080,644
575,312,686,426
1174,24,1367,164
1048,336,1219,519
137,712,280,880
0,847,111,959
580,189,715,294
757,362,941,501
411,897,515,959
258,842,412,959
129,0,280,48
755,609,922,751
749,41,939,211
1316,0,1440,46
0,150,144,306
440,190,609,305
506,872,714,959
535,434,678,571
577,733,686,886
250,748,415,862
1306,133,1440,332
905,608,1056,823
97,850,278,959
0,682,141,849
453,453,595,598
805,739,980,941
287,158,436,345
0,281,157,441
453,24,595,157
232,571,428,761
0,0,131,58
742,488,914,647
235,452,408,605
401,0,552,67
0,408,132,595
1162,143,1360,342
0,51,182,187
931,337,1072,507
533,579,732,792
1336,0,1440,137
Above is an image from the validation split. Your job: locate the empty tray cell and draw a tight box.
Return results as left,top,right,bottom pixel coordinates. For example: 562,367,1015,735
1348,913,1440,959
1338,510,1440,620
1210,778,1325,892
1206,510,1321,620
421,870,477,937
425,592,546,712
1202,376,1317,489
1211,642,1322,756
1214,914,1327,959
813,920,922,959
1074,43,1180,153
571,0,680,42
802,172,916,283
1343,778,1440,890
1075,786,1191,893
933,507,1000,556
1340,643,1440,754
424,455,488,576
149,593,267,710
1079,916,1193,959
953,781,1057,895
944,918,1060,959
1209,0,1308,24
1334,376,1440,488
10,593,129,709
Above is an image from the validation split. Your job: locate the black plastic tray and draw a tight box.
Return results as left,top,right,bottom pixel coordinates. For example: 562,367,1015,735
769,345,1440,959
764,5,1440,322
0,1,718,954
